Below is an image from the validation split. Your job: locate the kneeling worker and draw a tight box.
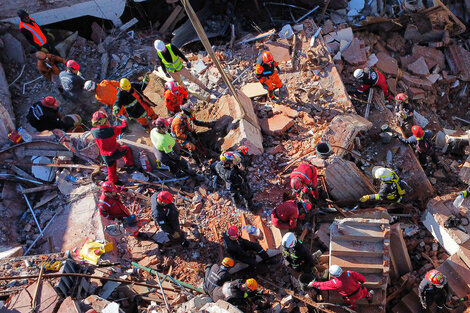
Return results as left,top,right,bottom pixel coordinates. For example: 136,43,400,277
212,278,262,310
271,199,312,230
27,96,81,132
203,257,234,297
222,226,270,267
359,166,406,203
282,232,322,275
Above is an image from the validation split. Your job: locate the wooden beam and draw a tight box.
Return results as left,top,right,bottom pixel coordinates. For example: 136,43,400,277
20,185,58,194
159,5,183,33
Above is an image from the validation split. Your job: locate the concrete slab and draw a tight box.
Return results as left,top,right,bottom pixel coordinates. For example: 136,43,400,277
221,118,263,155
260,115,295,136
437,253,470,298
7,281,59,313
376,52,398,76
445,43,470,81
341,37,367,66
407,56,429,76
240,82,266,98
265,41,291,63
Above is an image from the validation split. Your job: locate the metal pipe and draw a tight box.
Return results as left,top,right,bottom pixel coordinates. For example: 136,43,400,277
24,208,62,255
19,185,44,237
295,5,320,23
155,268,171,312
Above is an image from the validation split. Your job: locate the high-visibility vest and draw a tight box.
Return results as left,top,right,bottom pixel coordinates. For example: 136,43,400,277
157,44,183,73
19,18,47,47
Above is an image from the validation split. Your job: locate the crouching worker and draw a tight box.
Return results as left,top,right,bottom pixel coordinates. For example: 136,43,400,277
151,191,189,247
290,163,320,202
419,270,451,310
308,265,374,310
271,199,312,230
359,167,406,203
164,79,188,115
212,278,267,311
27,96,82,132
203,257,234,298
282,232,322,275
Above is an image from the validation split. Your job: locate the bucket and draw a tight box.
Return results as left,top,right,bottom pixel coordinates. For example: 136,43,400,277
316,142,332,159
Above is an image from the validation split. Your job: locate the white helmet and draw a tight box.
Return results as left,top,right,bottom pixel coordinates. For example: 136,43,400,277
84,80,96,92
282,232,297,249
372,166,393,181
154,40,166,52
353,69,364,79
329,265,343,277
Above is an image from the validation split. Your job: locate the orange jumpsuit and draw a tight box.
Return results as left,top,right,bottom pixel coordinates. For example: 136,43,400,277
256,56,282,99
164,86,188,115
37,53,66,81
171,112,196,151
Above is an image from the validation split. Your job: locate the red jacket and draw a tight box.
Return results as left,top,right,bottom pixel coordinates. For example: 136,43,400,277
164,87,188,112
290,163,319,198
98,187,130,220
91,121,127,156
311,270,365,297
271,200,311,229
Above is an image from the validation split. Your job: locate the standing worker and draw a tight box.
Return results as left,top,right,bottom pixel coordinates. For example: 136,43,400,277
203,257,234,297
59,60,85,102
150,191,189,247
164,79,188,115
394,93,414,136
84,80,120,108
282,232,322,275
90,111,135,184
270,199,312,230
290,163,319,201
222,226,270,267
353,67,392,101
17,9,57,54
255,51,283,102
154,39,210,93
35,51,66,82
113,77,157,128
397,125,440,168
359,167,406,203
308,265,374,310
419,270,451,310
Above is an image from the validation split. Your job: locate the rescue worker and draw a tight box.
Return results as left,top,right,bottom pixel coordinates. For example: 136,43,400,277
222,226,270,267
113,77,157,128
59,60,85,101
203,257,234,297
83,80,120,107
282,232,322,275
150,117,195,177
397,125,440,168
90,111,135,183
308,265,374,310
213,152,254,210
353,67,392,101
270,199,312,230
290,163,319,201
394,93,414,136
150,191,189,247
164,79,188,115
419,270,451,310
17,9,57,54
255,51,283,101
35,51,66,82
154,39,210,93
171,103,215,162
27,96,79,132
212,278,263,310
359,166,406,203
235,145,251,171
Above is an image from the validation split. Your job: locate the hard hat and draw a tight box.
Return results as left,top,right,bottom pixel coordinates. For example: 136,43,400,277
165,80,178,94
157,191,173,204
181,103,194,117
411,125,424,139
255,64,263,75
329,265,343,277
220,152,240,165
372,166,393,182
154,40,166,52
91,111,108,126
282,232,297,249
426,270,445,287
66,60,80,71
395,93,408,103
246,278,258,291
17,10,29,19
84,80,96,92
262,51,274,63
41,96,59,109
353,69,364,79
101,181,116,192
290,176,303,192
221,257,235,268
35,51,46,60
153,117,169,129
227,225,239,240
237,145,248,155
120,78,131,91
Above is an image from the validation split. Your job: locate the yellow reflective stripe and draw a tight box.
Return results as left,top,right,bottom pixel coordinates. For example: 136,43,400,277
124,99,138,109
374,194,380,200
157,44,183,72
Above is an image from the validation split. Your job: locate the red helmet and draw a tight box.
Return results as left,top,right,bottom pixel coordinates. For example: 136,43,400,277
237,145,248,155
426,270,445,287
91,111,108,126
262,51,273,63
255,64,263,75
153,117,169,128
41,96,59,109
395,93,408,103
165,80,178,94
157,191,173,204
227,225,239,240
66,60,80,71
411,125,424,138
291,176,303,192
101,181,116,192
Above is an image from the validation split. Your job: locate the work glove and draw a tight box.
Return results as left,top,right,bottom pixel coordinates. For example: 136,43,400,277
186,61,192,69
172,231,181,239
460,295,469,301
460,191,468,198
359,195,370,202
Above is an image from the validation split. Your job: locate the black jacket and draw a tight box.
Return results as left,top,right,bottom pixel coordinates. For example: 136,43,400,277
150,193,180,234
203,264,232,297
59,70,85,101
282,240,315,271
222,232,268,266
418,277,450,309
212,279,245,307
214,162,245,187
114,82,148,118
360,70,379,86
27,102,66,131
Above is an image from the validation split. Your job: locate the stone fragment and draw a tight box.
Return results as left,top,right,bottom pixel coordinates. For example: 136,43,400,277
260,115,294,136
445,43,470,81
0,33,25,64
407,56,429,76
427,73,441,84
413,45,445,70
376,52,398,76
401,72,433,91
266,144,283,155
273,105,299,118
176,295,212,313
266,41,291,62
341,38,367,66
408,87,425,100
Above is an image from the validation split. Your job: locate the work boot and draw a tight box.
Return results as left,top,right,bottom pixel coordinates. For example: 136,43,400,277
367,290,374,304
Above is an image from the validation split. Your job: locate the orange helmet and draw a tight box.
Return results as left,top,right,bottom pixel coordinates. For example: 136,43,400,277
262,51,273,63
411,125,424,139
227,226,239,240
91,111,108,126
41,96,59,109
395,93,408,103
255,64,263,75
157,191,173,204
221,257,235,268
426,270,445,287
101,181,116,192
291,176,303,193
246,278,258,291
66,60,80,71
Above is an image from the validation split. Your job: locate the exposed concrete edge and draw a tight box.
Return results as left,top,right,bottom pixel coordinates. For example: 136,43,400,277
421,210,460,255
0,246,24,260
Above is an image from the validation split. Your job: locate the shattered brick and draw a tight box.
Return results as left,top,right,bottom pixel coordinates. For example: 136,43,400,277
341,38,367,66
412,45,446,70
401,72,433,91
408,87,426,100
445,43,470,81
407,56,429,76
260,115,295,136
376,52,398,76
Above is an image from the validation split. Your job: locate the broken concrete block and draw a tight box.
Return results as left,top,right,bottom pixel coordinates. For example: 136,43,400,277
407,56,429,76
260,114,294,136
333,27,353,42
427,73,440,84
176,295,212,313
0,33,25,64
445,43,470,81
0,246,23,260
341,37,367,66
401,72,433,91
376,52,398,76
221,119,263,155
273,105,299,119
412,45,446,70
266,41,291,63
7,281,59,312
412,110,429,128
390,223,413,279
200,300,244,313
366,53,378,67
408,87,425,100
240,82,266,98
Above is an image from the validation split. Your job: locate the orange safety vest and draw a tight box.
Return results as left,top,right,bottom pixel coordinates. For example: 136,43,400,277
19,18,47,47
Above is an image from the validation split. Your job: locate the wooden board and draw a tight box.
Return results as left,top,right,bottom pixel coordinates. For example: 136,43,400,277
255,216,275,250
159,5,184,33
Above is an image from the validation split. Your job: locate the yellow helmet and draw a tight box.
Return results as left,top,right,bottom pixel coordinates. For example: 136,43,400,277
221,257,235,268
120,78,131,91
246,278,258,291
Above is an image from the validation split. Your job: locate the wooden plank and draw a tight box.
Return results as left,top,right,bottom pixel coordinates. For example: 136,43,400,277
330,255,384,273
330,240,384,257
389,223,412,278
159,5,183,33
333,224,385,238
22,149,74,157
20,185,58,194
33,191,58,209
10,165,36,181
255,215,275,250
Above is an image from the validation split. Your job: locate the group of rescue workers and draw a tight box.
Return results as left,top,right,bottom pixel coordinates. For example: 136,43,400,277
16,8,468,311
